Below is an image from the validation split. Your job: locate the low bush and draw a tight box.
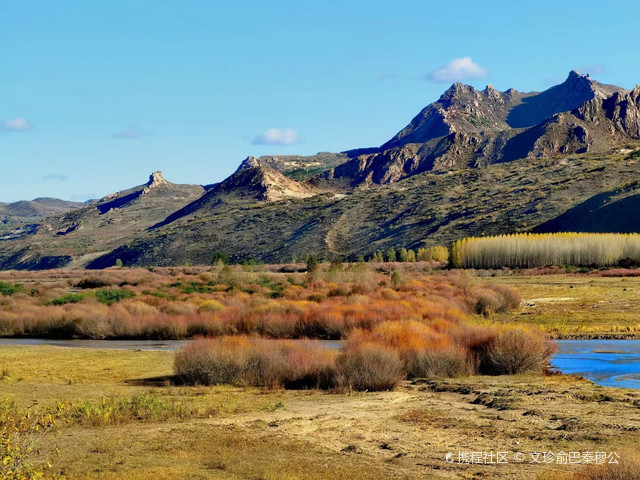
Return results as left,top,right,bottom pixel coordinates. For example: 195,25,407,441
74,276,116,289
70,393,194,425
174,337,335,389
45,293,84,306
479,327,557,375
470,284,522,315
0,282,23,296
198,299,225,312
410,348,472,378
95,288,135,306
1,398,64,479
334,344,405,391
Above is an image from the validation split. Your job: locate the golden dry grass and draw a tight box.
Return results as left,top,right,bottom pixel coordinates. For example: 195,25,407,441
476,275,640,337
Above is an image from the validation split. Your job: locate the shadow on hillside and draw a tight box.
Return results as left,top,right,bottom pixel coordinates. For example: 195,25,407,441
535,192,640,233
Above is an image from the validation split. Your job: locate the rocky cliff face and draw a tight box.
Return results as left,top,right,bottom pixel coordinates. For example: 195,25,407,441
217,166,319,202
320,71,636,186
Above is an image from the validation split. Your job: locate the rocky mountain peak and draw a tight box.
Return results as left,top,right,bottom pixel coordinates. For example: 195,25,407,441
439,82,479,106
236,156,260,172
323,72,640,187
146,171,169,189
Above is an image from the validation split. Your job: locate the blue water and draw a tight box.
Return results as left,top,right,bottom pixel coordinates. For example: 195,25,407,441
552,340,640,390
0,338,344,351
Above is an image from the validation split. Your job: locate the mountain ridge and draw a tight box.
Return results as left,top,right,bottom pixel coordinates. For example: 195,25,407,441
2,71,640,269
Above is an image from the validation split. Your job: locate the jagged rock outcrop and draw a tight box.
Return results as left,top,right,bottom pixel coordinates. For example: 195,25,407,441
144,171,170,192
219,166,319,201
320,71,636,186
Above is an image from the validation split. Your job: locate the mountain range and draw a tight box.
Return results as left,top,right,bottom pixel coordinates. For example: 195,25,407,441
1,70,639,269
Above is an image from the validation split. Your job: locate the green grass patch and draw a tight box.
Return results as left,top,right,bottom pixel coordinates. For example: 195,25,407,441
45,293,85,306
96,288,136,305
0,281,23,296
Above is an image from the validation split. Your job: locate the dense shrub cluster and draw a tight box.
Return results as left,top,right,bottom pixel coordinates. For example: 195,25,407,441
175,324,555,391
174,337,335,389
0,282,23,296
0,267,520,339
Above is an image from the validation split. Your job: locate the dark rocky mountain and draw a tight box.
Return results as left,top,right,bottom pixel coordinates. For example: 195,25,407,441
1,72,640,269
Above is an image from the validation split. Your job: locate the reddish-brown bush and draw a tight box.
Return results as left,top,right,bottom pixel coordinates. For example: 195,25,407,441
174,337,335,389
334,343,405,391
478,327,557,375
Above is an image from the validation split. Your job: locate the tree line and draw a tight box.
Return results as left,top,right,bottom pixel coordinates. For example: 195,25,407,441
450,233,640,269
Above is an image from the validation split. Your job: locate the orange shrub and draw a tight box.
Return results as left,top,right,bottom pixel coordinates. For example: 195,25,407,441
479,326,557,375
0,267,524,341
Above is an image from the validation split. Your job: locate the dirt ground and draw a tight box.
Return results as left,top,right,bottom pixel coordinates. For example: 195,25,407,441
2,346,639,479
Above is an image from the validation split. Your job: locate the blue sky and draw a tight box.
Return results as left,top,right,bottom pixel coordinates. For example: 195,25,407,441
1,0,639,202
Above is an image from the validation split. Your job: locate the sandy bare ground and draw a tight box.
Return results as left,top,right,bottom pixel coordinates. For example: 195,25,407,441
47,375,640,479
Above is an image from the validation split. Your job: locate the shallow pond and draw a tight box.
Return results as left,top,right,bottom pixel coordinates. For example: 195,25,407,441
0,338,344,351
552,340,640,390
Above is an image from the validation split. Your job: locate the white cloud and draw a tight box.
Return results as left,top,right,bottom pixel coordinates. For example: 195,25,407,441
113,127,150,139
429,57,489,83
252,128,299,145
42,174,69,181
1,117,33,132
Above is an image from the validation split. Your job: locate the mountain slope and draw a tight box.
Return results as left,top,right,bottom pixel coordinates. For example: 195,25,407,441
0,198,84,224
535,177,640,234
86,148,640,268
0,172,205,269
152,166,323,229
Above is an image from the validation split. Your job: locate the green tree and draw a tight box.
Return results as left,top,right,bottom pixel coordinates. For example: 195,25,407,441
390,270,403,289
305,255,318,273
386,247,397,262
115,258,123,268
